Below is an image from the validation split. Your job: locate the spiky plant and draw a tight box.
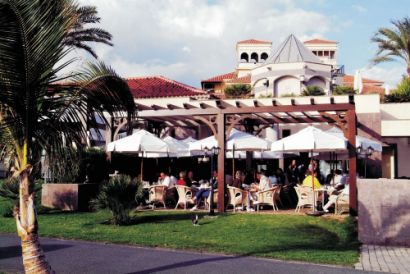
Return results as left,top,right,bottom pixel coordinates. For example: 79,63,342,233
0,0,135,272
90,175,140,225
301,86,325,96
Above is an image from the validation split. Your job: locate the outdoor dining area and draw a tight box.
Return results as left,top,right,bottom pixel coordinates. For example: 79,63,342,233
106,121,382,215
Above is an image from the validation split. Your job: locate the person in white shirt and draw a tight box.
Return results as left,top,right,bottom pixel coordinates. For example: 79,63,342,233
158,172,171,187
323,184,349,212
257,170,272,191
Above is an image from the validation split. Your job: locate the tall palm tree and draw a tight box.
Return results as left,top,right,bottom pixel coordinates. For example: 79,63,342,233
372,17,410,76
64,4,113,59
0,0,135,272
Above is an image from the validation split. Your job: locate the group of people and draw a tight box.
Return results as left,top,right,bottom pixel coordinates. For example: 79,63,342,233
143,158,350,213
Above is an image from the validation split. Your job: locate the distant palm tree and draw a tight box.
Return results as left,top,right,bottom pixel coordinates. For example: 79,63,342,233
0,0,135,272
64,4,113,58
372,17,410,76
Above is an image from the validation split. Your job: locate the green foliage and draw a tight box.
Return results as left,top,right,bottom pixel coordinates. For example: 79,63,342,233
224,84,251,98
257,93,273,98
301,86,326,96
280,93,297,98
0,178,43,217
384,76,410,102
0,210,360,266
90,175,140,225
372,17,410,75
78,148,109,184
333,86,357,95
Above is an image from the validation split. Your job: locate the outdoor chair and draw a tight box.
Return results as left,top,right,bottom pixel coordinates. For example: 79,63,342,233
175,185,196,210
205,189,218,210
256,186,281,211
294,186,315,212
149,185,167,209
335,193,349,215
227,186,248,212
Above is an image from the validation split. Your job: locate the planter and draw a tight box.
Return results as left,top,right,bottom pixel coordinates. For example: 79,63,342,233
41,183,98,211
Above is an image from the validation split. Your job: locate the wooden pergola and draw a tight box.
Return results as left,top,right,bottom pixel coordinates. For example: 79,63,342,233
132,95,358,215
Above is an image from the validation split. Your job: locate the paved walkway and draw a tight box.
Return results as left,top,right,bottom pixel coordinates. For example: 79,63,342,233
355,245,410,273
0,234,378,274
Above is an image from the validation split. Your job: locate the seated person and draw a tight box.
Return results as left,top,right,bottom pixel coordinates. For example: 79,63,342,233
158,172,171,187
191,171,218,211
230,170,244,189
177,171,191,187
323,184,349,212
187,171,197,186
252,170,272,192
302,172,322,189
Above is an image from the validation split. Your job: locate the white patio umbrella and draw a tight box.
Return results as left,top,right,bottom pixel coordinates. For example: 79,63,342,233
162,136,191,157
271,126,347,153
326,127,382,152
354,69,363,94
271,126,347,214
181,136,197,144
106,129,170,180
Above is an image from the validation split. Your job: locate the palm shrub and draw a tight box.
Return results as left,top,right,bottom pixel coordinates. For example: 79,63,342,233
224,84,252,98
385,76,410,102
91,175,141,225
301,86,326,96
333,86,357,95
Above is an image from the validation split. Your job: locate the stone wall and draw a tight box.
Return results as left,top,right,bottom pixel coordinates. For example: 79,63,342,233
358,179,410,246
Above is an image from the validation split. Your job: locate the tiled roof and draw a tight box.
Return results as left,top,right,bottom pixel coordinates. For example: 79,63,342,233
304,38,338,44
126,76,205,99
265,34,322,64
342,75,384,85
201,71,237,83
226,74,251,84
237,39,272,44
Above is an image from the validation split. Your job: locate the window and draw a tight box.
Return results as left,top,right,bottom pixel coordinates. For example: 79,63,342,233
282,129,291,138
251,52,259,63
261,52,269,61
240,52,249,62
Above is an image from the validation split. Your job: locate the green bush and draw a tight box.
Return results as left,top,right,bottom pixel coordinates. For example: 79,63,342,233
301,86,325,96
0,178,43,217
224,84,251,98
78,148,109,184
280,92,297,98
385,76,410,102
90,175,141,225
333,86,357,95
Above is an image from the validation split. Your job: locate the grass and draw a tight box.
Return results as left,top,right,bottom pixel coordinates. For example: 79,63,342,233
0,197,359,266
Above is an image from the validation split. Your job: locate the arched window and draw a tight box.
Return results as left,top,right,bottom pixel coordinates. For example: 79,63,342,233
261,52,268,61
251,52,259,63
240,52,249,62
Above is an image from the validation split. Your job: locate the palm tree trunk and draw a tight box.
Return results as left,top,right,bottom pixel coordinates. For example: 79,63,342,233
407,66,410,77
15,165,54,274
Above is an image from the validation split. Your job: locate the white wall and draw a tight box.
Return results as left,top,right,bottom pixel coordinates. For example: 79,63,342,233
274,76,301,97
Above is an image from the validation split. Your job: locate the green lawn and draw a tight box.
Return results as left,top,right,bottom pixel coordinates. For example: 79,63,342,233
0,198,359,266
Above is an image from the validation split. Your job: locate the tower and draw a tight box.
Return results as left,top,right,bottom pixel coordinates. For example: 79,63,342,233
236,39,272,77
303,39,338,67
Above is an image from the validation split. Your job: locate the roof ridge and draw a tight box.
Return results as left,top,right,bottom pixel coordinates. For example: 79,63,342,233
157,75,203,93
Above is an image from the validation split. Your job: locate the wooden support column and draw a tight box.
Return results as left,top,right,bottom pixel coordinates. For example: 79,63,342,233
346,109,357,215
216,113,226,213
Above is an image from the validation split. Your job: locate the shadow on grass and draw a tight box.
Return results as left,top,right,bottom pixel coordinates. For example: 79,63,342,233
0,244,72,259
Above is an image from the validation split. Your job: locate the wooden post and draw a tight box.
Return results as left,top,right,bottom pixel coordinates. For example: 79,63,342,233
346,109,357,215
217,113,226,213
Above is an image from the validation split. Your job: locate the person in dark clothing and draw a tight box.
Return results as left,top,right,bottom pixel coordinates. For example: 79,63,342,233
287,160,299,186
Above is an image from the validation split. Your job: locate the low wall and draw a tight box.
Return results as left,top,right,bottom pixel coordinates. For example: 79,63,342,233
41,183,98,211
358,179,410,246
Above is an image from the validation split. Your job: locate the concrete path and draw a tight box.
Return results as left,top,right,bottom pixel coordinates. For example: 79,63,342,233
1,233,379,274
355,245,410,273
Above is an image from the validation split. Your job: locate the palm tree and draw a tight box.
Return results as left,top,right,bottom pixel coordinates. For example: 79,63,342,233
64,4,113,58
0,0,135,272
372,17,410,76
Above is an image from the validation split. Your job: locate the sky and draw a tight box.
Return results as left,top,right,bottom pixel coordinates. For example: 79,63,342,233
74,0,409,88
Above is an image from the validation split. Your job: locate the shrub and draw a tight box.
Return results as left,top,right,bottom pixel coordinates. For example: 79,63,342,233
90,175,141,225
333,86,357,95
0,178,43,217
301,86,325,96
384,76,410,102
224,84,251,98
280,92,297,98
78,148,109,184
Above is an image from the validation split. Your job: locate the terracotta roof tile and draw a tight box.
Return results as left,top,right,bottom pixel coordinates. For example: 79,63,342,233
342,82,385,95
304,38,338,44
201,71,237,83
342,75,384,85
126,76,205,99
226,74,251,84
237,39,272,45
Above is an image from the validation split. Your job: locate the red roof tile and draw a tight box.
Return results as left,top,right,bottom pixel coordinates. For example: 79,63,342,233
342,81,385,95
237,39,272,45
226,74,251,84
342,75,384,85
304,38,337,44
201,71,237,83
126,76,205,99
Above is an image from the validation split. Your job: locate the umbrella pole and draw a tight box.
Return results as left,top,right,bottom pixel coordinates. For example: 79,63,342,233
311,150,316,213
140,154,144,181
232,147,235,179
